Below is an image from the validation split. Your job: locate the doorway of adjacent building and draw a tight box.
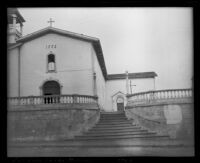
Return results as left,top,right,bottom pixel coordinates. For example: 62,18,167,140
43,80,60,103
116,97,124,112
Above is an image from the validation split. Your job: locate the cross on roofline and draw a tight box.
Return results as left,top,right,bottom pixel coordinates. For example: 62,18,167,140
47,18,55,27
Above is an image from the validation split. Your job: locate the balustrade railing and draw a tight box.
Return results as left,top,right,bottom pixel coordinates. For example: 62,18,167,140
8,94,98,105
127,88,192,105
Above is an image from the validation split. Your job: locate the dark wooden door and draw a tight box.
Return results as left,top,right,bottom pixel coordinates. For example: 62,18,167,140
117,103,124,112
43,81,60,95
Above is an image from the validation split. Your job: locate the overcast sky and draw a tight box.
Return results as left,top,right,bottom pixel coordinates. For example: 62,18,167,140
18,7,193,90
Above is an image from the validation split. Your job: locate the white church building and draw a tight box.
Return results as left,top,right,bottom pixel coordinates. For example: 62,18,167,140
7,8,157,112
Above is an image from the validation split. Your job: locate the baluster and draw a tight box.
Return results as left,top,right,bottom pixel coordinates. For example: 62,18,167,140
37,97,39,104
185,90,188,97
34,97,36,104
60,96,63,103
36,97,38,104
178,90,181,98
38,97,41,104
157,92,159,99
167,91,169,99
174,90,177,98
55,96,57,103
190,90,192,97
64,96,66,103
162,91,165,99
66,96,68,103
52,96,56,104
179,90,181,98
171,90,174,98
164,91,167,99
54,96,56,103
35,97,37,104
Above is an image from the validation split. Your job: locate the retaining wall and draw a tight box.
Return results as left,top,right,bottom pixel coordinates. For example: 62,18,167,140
7,103,100,142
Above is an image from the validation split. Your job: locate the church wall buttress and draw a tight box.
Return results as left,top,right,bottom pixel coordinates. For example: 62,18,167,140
8,48,19,97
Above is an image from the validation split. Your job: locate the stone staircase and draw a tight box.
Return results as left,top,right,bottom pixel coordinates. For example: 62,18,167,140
8,112,194,156
75,111,169,140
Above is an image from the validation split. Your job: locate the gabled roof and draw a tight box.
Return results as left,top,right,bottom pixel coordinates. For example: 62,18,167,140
111,91,126,97
107,72,157,80
17,27,100,43
15,27,108,80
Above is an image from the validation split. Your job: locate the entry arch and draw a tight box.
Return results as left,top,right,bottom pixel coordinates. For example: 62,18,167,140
42,80,61,96
116,96,124,112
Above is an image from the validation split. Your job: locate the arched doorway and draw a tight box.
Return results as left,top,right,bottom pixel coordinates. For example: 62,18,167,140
42,81,60,103
116,97,124,112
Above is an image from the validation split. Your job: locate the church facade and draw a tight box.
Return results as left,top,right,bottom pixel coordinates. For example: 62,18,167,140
7,8,157,112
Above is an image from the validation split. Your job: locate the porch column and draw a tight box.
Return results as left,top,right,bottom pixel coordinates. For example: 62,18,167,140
93,72,97,96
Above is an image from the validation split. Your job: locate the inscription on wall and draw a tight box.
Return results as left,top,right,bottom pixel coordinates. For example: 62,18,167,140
46,44,56,49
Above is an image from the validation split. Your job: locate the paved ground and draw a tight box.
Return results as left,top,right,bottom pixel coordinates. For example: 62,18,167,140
8,146,194,157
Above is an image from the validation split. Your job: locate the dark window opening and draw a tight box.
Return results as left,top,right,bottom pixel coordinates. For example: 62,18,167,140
47,54,56,71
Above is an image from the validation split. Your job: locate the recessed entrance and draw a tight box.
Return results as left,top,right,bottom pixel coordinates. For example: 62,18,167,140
42,80,60,103
116,97,124,112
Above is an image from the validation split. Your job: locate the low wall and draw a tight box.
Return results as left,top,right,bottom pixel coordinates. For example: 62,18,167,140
7,103,100,142
125,98,194,143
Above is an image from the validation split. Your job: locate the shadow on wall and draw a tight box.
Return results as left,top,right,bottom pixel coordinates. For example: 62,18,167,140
125,101,194,143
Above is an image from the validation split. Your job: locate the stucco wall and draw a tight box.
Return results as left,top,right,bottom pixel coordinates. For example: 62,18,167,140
7,48,19,97
105,78,155,111
18,33,94,96
91,46,106,110
7,104,100,141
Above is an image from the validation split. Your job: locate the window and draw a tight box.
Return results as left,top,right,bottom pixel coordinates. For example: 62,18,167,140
47,53,56,72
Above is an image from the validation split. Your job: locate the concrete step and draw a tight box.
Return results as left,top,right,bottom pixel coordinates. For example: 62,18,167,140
84,131,153,137
99,119,132,123
75,134,168,140
99,117,127,120
90,126,142,131
88,129,148,134
100,111,125,114
95,123,135,127
92,125,140,130
98,121,133,125
98,119,130,122
100,113,126,117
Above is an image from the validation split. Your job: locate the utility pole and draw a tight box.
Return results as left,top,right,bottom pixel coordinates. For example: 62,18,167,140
126,71,129,95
